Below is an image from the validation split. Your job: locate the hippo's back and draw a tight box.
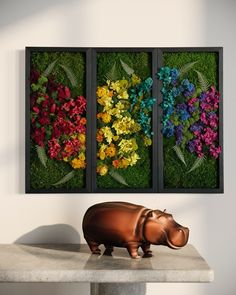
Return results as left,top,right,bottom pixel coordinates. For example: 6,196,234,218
83,202,147,246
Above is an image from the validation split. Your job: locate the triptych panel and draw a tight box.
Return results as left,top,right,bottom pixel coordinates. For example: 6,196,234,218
25,47,223,193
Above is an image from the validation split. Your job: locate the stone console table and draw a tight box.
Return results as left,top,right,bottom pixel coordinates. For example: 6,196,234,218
0,244,213,295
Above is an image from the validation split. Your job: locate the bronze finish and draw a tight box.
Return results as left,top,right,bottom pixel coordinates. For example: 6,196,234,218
83,202,189,259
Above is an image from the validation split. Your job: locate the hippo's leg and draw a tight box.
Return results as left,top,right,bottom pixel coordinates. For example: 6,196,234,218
126,242,140,259
141,243,152,258
86,240,101,255
103,245,114,256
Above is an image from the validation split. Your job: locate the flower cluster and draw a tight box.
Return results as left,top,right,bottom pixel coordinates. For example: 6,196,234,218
157,66,221,159
30,69,86,170
96,74,155,176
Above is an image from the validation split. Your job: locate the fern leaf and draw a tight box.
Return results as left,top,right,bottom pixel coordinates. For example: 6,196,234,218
187,156,205,174
120,58,134,76
109,169,129,187
179,61,198,76
59,64,77,87
106,62,119,81
43,58,58,77
173,145,187,166
195,70,210,92
52,171,75,186
36,145,47,168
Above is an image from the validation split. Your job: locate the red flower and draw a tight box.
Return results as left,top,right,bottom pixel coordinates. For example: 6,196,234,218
32,127,45,147
50,104,56,114
30,74,87,164
58,85,71,100
32,106,40,114
30,69,40,84
48,138,61,159
39,117,50,126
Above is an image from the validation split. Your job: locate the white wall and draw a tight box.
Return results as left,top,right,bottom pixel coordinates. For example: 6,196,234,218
0,0,236,294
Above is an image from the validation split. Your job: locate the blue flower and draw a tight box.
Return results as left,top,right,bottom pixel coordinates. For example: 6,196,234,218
172,87,181,97
181,79,195,97
163,120,175,138
157,67,172,85
170,68,179,85
138,112,152,137
176,103,190,121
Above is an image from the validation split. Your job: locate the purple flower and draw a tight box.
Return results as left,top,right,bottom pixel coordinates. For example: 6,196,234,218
176,124,183,145
190,122,203,133
188,140,196,153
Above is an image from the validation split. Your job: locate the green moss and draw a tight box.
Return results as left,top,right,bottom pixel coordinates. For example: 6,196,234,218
163,52,219,189
96,52,152,189
30,146,85,189
30,52,86,190
97,52,151,85
31,51,85,96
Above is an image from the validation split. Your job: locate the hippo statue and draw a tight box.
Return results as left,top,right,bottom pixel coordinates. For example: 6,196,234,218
82,202,189,259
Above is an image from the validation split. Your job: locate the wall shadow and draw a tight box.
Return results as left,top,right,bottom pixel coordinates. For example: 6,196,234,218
0,0,78,29
17,49,25,194
15,223,81,244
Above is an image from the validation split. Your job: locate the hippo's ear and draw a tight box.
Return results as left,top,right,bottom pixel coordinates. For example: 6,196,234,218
148,210,167,219
147,210,159,219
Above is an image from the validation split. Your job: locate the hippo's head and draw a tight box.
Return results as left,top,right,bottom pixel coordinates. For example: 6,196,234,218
144,209,189,249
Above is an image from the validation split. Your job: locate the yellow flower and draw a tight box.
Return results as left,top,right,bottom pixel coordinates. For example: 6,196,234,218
144,136,152,146
119,79,129,89
63,157,68,162
112,117,141,135
110,81,121,93
97,86,108,98
98,144,107,160
105,145,116,158
131,74,141,86
120,158,129,168
97,165,108,176
117,90,129,99
71,158,86,169
78,133,86,144
101,113,111,123
108,107,123,119
118,138,138,156
97,96,113,108
115,101,125,110
113,135,119,141
125,152,140,166
79,152,86,161
100,126,113,144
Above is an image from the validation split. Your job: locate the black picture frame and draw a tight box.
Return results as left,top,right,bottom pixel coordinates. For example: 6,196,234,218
25,47,223,194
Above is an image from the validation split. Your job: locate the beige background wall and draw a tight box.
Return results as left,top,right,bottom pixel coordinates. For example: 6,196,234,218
0,0,235,294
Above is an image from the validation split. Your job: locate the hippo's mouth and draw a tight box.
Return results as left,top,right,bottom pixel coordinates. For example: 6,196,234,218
165,228,189,249
166,237,183,249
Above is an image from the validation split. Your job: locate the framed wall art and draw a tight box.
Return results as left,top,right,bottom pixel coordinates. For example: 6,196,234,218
25,47,223,193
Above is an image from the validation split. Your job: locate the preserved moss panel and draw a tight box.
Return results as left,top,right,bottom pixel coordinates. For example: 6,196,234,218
163,52,219,189
30,52,86,190
96,52,153,189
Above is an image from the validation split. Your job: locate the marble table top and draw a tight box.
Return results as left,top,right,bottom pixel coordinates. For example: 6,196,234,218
0,244,213,283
